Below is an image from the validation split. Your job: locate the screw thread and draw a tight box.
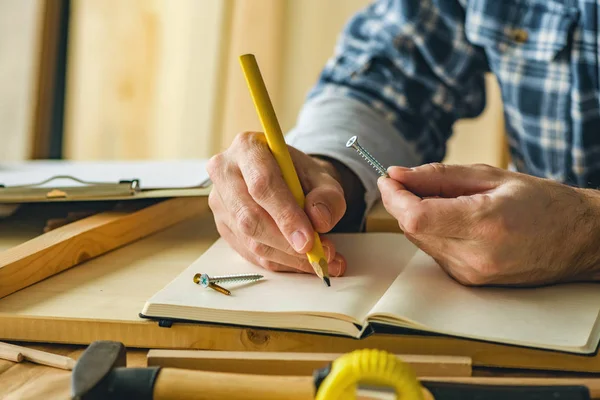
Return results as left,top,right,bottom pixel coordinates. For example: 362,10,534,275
348,137,388,177
355,146,387,176
211,273,264,284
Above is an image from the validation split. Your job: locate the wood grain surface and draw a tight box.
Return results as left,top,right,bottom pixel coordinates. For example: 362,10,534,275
0,196,207,299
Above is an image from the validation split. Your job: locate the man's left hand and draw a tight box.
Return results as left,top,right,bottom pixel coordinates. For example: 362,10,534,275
377,163,600,286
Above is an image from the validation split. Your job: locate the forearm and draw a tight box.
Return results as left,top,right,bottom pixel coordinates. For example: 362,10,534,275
285,92,423,223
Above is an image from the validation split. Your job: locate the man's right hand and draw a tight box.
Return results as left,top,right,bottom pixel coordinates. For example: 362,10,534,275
206,132,347,276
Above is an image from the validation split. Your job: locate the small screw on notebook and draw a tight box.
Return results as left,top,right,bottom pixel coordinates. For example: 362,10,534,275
346,136,389,177
193,273,264,295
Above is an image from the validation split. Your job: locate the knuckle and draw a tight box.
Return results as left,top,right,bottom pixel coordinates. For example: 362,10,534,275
276,206,302,231
427,162,447,175
455,271,487,286
234,131,263,147
465,257,499,285
206,153,225,178
293,258,310,272
248,240,272,258
402,208,428,235
215,221,229,238
472,163,492,170
260,259,279,272
208,190,219,212
235,206,262,238
247,173,273,202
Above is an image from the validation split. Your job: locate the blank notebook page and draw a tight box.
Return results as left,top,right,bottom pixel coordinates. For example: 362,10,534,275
144,233,419,323
371,250,600,352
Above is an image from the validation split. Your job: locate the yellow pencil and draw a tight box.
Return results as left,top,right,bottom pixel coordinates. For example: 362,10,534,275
239,53,330,287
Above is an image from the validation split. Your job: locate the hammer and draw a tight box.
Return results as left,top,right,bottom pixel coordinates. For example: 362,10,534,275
71,341,592,400
71,341,316,400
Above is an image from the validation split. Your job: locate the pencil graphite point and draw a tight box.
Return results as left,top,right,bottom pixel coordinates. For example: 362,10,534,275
317,258,330,287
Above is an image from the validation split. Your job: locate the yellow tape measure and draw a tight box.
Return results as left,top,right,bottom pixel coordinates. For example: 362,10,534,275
315,349,434,400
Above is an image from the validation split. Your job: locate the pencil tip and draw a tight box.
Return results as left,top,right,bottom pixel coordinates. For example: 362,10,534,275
323,276,331,287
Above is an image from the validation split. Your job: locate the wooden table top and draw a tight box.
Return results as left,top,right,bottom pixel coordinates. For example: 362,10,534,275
1,203,599,398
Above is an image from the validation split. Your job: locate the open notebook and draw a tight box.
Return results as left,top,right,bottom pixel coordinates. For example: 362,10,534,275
141,233,600,354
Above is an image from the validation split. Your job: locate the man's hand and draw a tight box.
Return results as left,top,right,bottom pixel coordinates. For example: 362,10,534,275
207,132,347,276
378,163,600,286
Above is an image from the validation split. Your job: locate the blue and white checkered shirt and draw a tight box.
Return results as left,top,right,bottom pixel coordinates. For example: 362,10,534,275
286,0,600,211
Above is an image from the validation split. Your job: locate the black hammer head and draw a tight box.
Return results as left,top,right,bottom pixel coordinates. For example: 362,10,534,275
71,341,126,400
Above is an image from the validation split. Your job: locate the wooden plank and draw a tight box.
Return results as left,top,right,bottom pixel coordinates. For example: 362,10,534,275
365,200,402,233
2,315,599,373
147,350,472,377
0,210,598,373
0,196,208,299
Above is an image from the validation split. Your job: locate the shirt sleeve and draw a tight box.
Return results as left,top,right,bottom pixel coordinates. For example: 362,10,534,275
285,0,490,213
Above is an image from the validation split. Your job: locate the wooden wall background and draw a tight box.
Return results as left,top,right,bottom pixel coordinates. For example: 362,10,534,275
1,0,507,168
0,0,43,161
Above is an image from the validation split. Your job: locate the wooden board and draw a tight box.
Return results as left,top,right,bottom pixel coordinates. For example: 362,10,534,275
364,200,402,233
0,203,599,373
147,350,472,377
0,196,207,299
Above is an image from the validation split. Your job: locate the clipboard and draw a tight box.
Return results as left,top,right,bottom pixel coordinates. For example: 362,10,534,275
0,160,213,298
0,159,212,203
0,176,141,202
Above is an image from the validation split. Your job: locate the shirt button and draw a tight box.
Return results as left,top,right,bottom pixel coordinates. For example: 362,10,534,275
512,29,528,43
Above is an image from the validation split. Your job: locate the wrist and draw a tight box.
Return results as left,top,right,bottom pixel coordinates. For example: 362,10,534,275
312,156,366,232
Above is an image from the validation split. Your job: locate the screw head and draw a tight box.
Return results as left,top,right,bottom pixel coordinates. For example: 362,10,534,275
193,273,211,287
346,136,357,148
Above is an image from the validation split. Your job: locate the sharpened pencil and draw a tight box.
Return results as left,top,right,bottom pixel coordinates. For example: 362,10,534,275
239,54,330,286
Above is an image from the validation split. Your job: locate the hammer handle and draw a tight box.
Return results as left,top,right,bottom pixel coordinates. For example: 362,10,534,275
153,368,315,400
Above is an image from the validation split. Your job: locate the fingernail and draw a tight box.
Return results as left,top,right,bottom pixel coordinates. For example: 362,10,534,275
291,231,308,252
314,202,332,226
388,166,412,172
324,245,332,261
329,257,343,277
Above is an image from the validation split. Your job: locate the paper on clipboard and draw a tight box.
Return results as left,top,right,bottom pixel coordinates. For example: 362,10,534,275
0,159,211,203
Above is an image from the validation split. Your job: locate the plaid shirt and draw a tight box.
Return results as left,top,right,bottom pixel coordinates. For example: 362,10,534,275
307,0,600,189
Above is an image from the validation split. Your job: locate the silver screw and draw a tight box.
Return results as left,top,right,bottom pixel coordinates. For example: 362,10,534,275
346,136,389,177
193,273,264,288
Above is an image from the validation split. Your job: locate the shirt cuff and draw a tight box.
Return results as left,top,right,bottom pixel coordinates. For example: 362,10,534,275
285,90,424,216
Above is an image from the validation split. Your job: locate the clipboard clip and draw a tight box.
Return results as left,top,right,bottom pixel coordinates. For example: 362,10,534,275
0,175,141,202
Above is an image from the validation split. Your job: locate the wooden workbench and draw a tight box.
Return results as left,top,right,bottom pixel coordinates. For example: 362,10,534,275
1,200,599,399
2,342,599,399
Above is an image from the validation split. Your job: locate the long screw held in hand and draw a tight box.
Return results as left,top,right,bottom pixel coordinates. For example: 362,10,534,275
193,273,264,295
346,136,389,177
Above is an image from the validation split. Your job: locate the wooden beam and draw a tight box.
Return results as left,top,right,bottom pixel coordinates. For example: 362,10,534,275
0,196,208,299
147,350,472,377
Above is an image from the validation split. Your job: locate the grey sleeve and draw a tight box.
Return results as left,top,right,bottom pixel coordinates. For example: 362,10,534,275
285,91,424,214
